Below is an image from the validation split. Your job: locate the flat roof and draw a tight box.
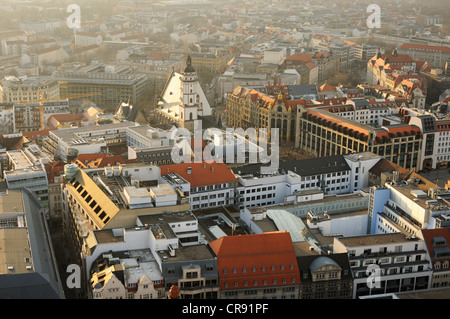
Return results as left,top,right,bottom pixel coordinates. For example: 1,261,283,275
50,121,137,145
336,232,420,247
0,190,24,213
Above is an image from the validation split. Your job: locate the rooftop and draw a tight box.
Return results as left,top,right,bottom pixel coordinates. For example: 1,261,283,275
336,232,421,248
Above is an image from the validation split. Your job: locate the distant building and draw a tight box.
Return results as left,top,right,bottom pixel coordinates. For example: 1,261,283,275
399,43,450,70
75,32,103,47
190,51,228,74
53,63,148,108
0,76,60,103
13,102,44,132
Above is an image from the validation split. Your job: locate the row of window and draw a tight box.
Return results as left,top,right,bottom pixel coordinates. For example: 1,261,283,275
224,277,296,289
224,264,295,275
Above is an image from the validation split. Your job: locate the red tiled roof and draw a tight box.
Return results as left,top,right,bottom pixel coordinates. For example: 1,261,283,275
159,161,237,188
400,43,450,53
285,53,314,62
22,128,56,141
45,160,66,184
49,113,84,122
368,158,410,178
319,83,337,92
421,228,450,262
209,231,300,290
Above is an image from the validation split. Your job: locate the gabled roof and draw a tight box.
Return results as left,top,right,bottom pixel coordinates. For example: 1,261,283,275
422,228,450,261
45,160,66,184
368,158,410,179
209,231,300,289
319,83,337,92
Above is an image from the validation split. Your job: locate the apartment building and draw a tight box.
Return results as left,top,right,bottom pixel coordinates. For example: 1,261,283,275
45,160,65,220
84,212,219,299
137,214,219,299
334,233,432,299
42,99,70,125
0,76,60,103
281,51,338,85
90,249,164,299
61,163,191,297
421,228,450,289
297,108,423,170
367,51,417,87
409,114,450,169
280,54,319,85
159,162,238,211
13,102,44,132
190,51,229,74
297,253,353,299
24,45,70,67
353,43,379,66
0,103,15,134
209,231,300,299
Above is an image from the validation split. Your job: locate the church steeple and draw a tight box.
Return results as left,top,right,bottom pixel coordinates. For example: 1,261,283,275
180,54,199,110
183,55,196,74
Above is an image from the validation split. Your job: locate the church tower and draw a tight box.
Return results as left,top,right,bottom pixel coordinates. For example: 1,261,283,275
180,55,200,123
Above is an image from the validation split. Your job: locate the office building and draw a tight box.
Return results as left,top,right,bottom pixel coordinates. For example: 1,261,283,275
334,233,432,299
297,108,423,170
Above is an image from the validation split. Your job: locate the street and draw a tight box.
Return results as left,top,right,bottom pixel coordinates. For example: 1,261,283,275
417,167,450,188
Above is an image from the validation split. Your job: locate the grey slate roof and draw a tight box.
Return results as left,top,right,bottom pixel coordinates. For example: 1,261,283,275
0,273,62,299
233,155,351,177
